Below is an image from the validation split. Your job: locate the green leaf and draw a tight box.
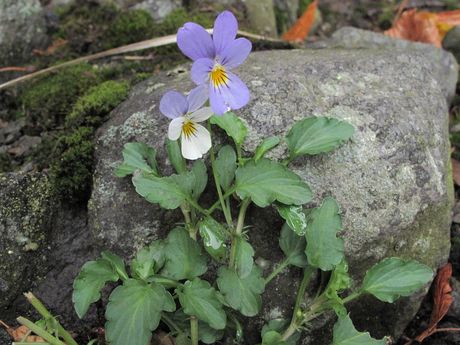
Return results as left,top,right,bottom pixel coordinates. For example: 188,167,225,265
305,197,344,271
199,217,228,261
214,145,237,191
217,266,265,317
261,319,300,345
189,160,207,200
323,261,352,316
115,142,158,177
286,117,354,159
279,223,308,268
361,257,433,303
72,258,119,318
254,136,280,161
210,112,247,146
105,279,175,345
330,314,387,345
132,173,187,209
276,204,308,236
177,278,227,330
101,251,129,281
166,138,186,174
168,310,224,344
162,228,207,280
235,158,313,207
234,237,254,278
262,331,286,345
175,334,191,345
131,240,165,280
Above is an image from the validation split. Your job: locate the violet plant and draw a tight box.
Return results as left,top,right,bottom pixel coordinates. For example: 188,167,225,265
72,11,434,345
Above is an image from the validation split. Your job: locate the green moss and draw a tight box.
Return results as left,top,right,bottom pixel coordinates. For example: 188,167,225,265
50,127,95,201
105,9,155,48
274,6,289,35
298,0,313,17
66,80,129,127
19,63,100,130
153,8,214,36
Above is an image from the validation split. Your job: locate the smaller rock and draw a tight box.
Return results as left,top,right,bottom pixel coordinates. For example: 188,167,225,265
0,119,25,146
443,26,460,63
245,0,278,36
131,0,182,22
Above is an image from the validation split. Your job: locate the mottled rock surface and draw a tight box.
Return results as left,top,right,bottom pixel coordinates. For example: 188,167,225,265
310,27,459,103
0,0,49,66
90,48,454,343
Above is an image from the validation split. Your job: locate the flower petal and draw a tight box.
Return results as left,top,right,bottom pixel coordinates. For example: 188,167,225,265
187,84,208,113
213,11,238,55
168,117,183,140
189,107,213,122
220,38,252,69
181,124,211,160
177,22,215,61
209,71,250,115
191,58,214,85
160,91,188,119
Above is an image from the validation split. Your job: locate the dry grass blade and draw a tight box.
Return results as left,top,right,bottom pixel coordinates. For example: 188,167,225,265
0,29,283,91
0,320,46,343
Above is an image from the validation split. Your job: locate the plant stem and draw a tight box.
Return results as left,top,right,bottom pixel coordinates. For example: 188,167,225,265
208,123,233,227
162,314,182,334
207,187,237,214
190,316,199,345
180,204,196,240
229,198,251,268
281,266,315,342
24,293,78,345
264,259,290,284
341,291,361,305
16,317,66,345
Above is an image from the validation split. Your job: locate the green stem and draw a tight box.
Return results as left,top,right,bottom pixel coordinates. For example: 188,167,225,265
207,187,237,215
181,204,196,240
24,293,78,345
149,276,181,288
264,259,290,284
229,198,251,269
208,123,233,227
341,291,362,305
16,317,66,345
281,266,315,342
162,314,182,334
186,198,210,217
190,316,199,345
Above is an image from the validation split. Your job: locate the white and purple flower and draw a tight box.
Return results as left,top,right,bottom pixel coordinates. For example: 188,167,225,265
160,86,213,160
177,11,252,115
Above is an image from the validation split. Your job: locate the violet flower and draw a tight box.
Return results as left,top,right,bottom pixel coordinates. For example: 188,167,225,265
177,11,252,115
160,86,213,160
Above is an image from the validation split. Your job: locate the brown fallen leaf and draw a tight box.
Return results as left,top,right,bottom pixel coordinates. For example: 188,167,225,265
33,38,68,56
452,158,460,186
0,320,46,343
385,8,460,47
404,263,460,344
153,331,175,345
282,0,318,42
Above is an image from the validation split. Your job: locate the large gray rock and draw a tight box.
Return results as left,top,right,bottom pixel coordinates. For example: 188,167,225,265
310,27,459,104
90,47,454,343
0,0,49,66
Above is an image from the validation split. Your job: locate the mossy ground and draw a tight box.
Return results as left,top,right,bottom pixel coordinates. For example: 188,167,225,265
0,2,217,202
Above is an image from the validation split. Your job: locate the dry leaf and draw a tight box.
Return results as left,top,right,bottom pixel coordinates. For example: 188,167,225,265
283,0,318,42
385,9,460,47
414,263,453,342
153,331,175,345
0,321,46,343
33,38,68,56
452,158,460,186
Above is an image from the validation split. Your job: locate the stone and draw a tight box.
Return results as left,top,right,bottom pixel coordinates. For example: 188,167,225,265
244,0,278,36
0,173,55,311
0,0,50,66
90,46,454,343
7,136,42,157
309,27,459,104
131,0,182,22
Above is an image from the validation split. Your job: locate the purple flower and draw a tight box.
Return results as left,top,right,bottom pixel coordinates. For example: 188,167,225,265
160,85,213,160
177,11,252,115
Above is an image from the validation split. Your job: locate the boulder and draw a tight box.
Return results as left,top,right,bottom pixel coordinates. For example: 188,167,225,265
0,0,49,66
309,27,459,104
90,46,454,343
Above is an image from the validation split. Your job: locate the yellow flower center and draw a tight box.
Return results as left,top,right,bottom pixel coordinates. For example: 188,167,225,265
182,120,197,139
210,65,229,88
